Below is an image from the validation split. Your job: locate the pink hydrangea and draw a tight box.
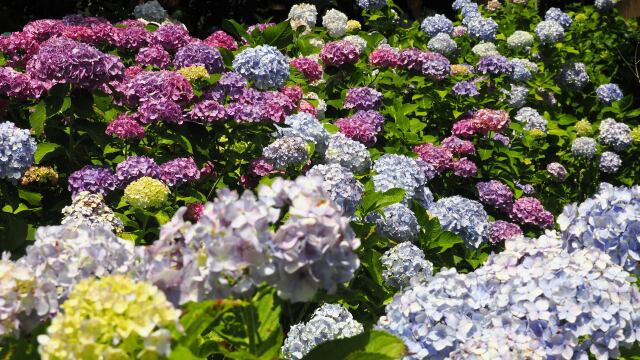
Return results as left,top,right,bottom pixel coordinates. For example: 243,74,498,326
335,111,383,146
203,30,238,51
188,100,227,122
299,100,317,116
413,143,453,172
281,85,303,104
369,44,401,68
105,114,145,139
471,109,510,135
441,136,476,155
452,158,477,177
451,118,476,138
510,197,554,228
110,26,151,50
290,57,323,82
320,40,360,66
151,23,191,51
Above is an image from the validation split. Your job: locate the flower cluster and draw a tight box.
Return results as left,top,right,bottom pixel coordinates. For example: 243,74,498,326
0,121,37,181
288,3,317,32
159,157,201,186
372,154,430,203
557,61,590,90
344,87,383,111
174,42,224,73
367,203,421,242
336,110,385,146
534,20,564,44
428,196,490,248
598,118,632,151
320,40,361,66
488,220,522,243
506,30,533,49
203,30,238,50
571,136,597,158
380,242,433,288
307,164,364,216
232,45,290,90
514,107,547,132
324,133,371,174
476,180,513,212
357,0,388,10
599,151,622,173
596,83,623,104
290,57,323,82
545,7,572,28
322,9,348,38
123,176,170,209
421,14,454,37
262,136,309,169
68,165,117,196
61,191,124,233
428,33,457,56
369,44,401,67
106,114,145,139
20,166,59,186
476,55,513,75
546,162,567,181
510,196,554,228
133,0,167,22
282,304,364,360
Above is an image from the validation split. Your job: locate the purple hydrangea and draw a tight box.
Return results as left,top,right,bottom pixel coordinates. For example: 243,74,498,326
441,136,475,155
174,42,224,74
137,99,184,124
599,151,622,174
452,158,477,177
452,80,479,96
557,62,589,90
160,157,201,186
546,162,567,182
27,37,124,89
114,156,161,187
203,71,247,102
510,197,554,228
476,180,514,212
0,66,49,99
105,114,145,139
68,165,117,196
596,83,623,104
477,55,513,75
118,70,193,105
344,87,383,110
135,46,171,68
203,31,238,51
110,26,151,50
320,40,360,67
421,51,450,80
151,23,191,51
335,110,384,146
188,100,227,122
290,57,323,82
488,220,523,243
399,48,424,72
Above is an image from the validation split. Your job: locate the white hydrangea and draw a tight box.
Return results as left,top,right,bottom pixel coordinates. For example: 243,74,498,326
289,3,317,33
324,133,371,174
506,30,534,49
428,33,458,56
472,42,499,57
343,35,368,52
322,9,348,38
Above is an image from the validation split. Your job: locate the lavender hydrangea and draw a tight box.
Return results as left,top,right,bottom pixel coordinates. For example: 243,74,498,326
557,62,590,90
159,157,201,186
114,155,161,187
535,20,564,44
344,87,383,110
428,196,490,248
0,121,36,181
324,133,371,174
596,83,623,104
452,80,479,96
306,164,364,216
263,136,309,169
559,182,640,273
68,165,117,196
151,23,191,51
476,180,514,212
367,203,420,242
380,242,433,289
421,14,454,37
476,55,513,75
546,162,567,181
467,17,498,42
232,45,290,90
174,43,224,74
427,33,457,56
598,118,632,151
514,107,547,132
599,151,622,173
372,154,428,202
571,136,597,158
282,304,363,360
545,7,572,29
421,51,451,80
335,110,385,146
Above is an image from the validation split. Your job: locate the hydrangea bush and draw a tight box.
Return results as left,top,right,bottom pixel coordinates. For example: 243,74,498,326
0,0,639,358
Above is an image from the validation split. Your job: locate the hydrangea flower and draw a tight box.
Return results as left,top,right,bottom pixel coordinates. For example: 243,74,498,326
596,83,623,104
68,165,117,196
38,276,180,359
20,166,59,186
178,63,210,81
510,196,554,228
203,30,238,51
188,100,227,122
441,136,475,155
262,136,309,170
288,3,317,32
559,182,640,273
546,162,567,182
282,304,363,360
514,107,547,133
344,87,383,110
595,0,616,11
290,57,323,82
545,7,572,29
452,25,467,37
277,112,329,152
320,40,360,66
476,55,513,75
118,70,193,105
510,58,537,82
307,164,364,216
467,17,498,41
504,84,528,108
571,136,597,158
428,33,457,56
535,20,564,44
471,108,510,135
0,121,36,181
488,220,522,243
110,25,151,50
151,23,191,51
381,242,433,289
471,42,499,57
342,35,367,52
322,9,348,38
506,30,534,49
174,42,223,73
336,110,384,146
159,157,201,186
421,51,450,80
232,45,290,90
452,80,479,96
324,133,371,174
0,66,49,99
575,119,593,136
599,151,622,173
598,118,632,151
428,196,490,248
135,46,171,68
106,114,145,139
137,98,184,124
452,158,477,177
476,180,514,212
421,14,454,37
367,203,420,242
357,0,388,10
62,191,124,233
413,143,453,173
372,154,429,202
123,177,170,209
133,0,167,22
0,256,39,337
369,44,401,68
557,61,589,90
115,155,160,186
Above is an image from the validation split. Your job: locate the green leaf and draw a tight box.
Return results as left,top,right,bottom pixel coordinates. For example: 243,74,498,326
18,189,42,206
34,143,60,164
29,101,47,136
168,346,205,360
304,331,406,360
261,21,293,49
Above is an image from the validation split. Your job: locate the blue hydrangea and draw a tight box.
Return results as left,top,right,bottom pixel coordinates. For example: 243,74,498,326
467,17,498,42
545,7,572,29
357,0,387,10
598,118,632,151
366,203,420,242
510,58,537,82
596,83,623,104
372,154,428,203
559,183,640,273
306,164,364,217
232,45,290,90
557,61,590,90
534,20,564,45
504,84,528,109
428,196,490,248
133,0,167,22
452,0,471,10
381,242,433,289
599,151,622,173
277,112,329,153
571,137,597,159
324,133,371,174
595,0,615,11
0,121,36,181
460,3,480,21
427,33,457,56
282,304,364,360
262,136,309,169
514,107,547,132
420,14,454,37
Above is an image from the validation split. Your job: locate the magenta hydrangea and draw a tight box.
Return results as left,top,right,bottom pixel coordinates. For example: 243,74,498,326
151,23,191,51
320,40,360,67
290,57,323,82
336,111,384,146
135,46,171,68
203,30,238,51
0,66,49,99
369,44,401,68
510,197,554,228
159,157,201,186
344,87,383,111
68,165,117,196
451,118,476,138
118,70,193,105
280,85,303,105
27,37,124,89
137,99,184,124
0,31,40,67
114,155,161,187
174,42,224,73
488,220,523,243
413,143,453,172
110,25,151,50
188,100,227,122
105,114,145,139
476,180,514,212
